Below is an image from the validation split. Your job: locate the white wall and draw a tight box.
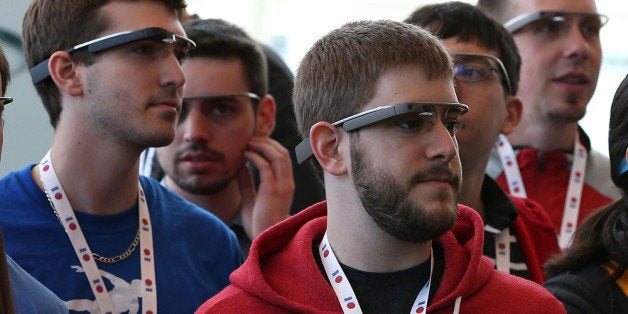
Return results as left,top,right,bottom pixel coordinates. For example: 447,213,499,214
0,1,53,177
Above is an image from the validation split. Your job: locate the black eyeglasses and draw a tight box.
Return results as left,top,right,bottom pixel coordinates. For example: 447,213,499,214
179,93,260,123
0,97,13,106
452,53,513,95
504,11,608,41
295,102,469,164
30,27,197,85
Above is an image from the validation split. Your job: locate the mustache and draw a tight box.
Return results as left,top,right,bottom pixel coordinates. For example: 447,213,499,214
410,165,460,189
174,142,224,162
149,88,182,104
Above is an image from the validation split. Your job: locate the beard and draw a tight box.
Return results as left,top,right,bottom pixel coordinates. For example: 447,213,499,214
547,106,586,123
350,137,459,243
545,93,587,123
172,173,232,195
166,142,237,195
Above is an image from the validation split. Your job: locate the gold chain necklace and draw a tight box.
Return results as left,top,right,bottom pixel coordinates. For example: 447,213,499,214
92,228,141,264
43,186,141,264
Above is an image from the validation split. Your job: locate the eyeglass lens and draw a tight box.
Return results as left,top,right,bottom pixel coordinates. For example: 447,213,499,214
138,37,192,64
387,106,463,137
454,59,497,83
521,13,605,42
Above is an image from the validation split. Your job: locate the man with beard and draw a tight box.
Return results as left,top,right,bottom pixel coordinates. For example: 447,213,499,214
478,0,621,249
196,20,564,313
152,18,294,256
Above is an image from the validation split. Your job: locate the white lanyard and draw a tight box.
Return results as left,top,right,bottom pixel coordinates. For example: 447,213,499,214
39,152,157,314
496,134,527,198
485,224,514,274
493,226,511,273
496,134,587,250
319,233,433,314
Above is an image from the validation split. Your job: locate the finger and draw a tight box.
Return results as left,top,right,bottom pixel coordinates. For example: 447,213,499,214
237,164,256,207
247,137,294,182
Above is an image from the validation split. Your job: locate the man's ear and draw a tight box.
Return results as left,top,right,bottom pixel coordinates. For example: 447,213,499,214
254,94,276,136
311,121,347,176
48,51,83,96
500,95,523,135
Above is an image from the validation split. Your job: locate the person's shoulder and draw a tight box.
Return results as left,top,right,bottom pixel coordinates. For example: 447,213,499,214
196,285,254,313
139,176,242,259
587,148,609,163
543,264,605,290
140,175,184,203
0,164,36,187
509,196,554,228
586,149,622,199
6,254,68,313
139,176,231,229
484,271,566,312
543,264,617,313
0,164,42,207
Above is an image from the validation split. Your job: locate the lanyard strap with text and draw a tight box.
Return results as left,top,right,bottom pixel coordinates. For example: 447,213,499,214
319,232,433,314
496,134,587,249
39,152,157,313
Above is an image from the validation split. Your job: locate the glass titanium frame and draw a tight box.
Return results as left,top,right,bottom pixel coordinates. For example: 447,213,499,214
452,53,513,96
503,11,608,34
30,27,197,85
0,97,13,106
294,102,469,164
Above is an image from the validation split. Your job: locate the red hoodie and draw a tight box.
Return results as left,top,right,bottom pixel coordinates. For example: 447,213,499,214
197,202,565,313
511,196,560,283
489,129,621,232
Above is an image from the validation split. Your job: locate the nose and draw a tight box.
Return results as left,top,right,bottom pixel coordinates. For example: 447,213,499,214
424,119,458,164
159,52,186,89
181,105,212,144
562,22,594,61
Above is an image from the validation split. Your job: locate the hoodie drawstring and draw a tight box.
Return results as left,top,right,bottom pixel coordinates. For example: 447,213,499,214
453,296,462,314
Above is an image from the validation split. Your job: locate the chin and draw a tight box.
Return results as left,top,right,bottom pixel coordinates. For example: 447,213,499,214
143,133,175,149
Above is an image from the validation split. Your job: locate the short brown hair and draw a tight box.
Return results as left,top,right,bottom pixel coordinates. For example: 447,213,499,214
22,0,187,128
293,20,452,177
0,46,9,96
183,18,268,100
294,19,452,139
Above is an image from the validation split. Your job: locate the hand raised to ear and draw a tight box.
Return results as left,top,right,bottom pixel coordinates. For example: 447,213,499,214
239,136,294,240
